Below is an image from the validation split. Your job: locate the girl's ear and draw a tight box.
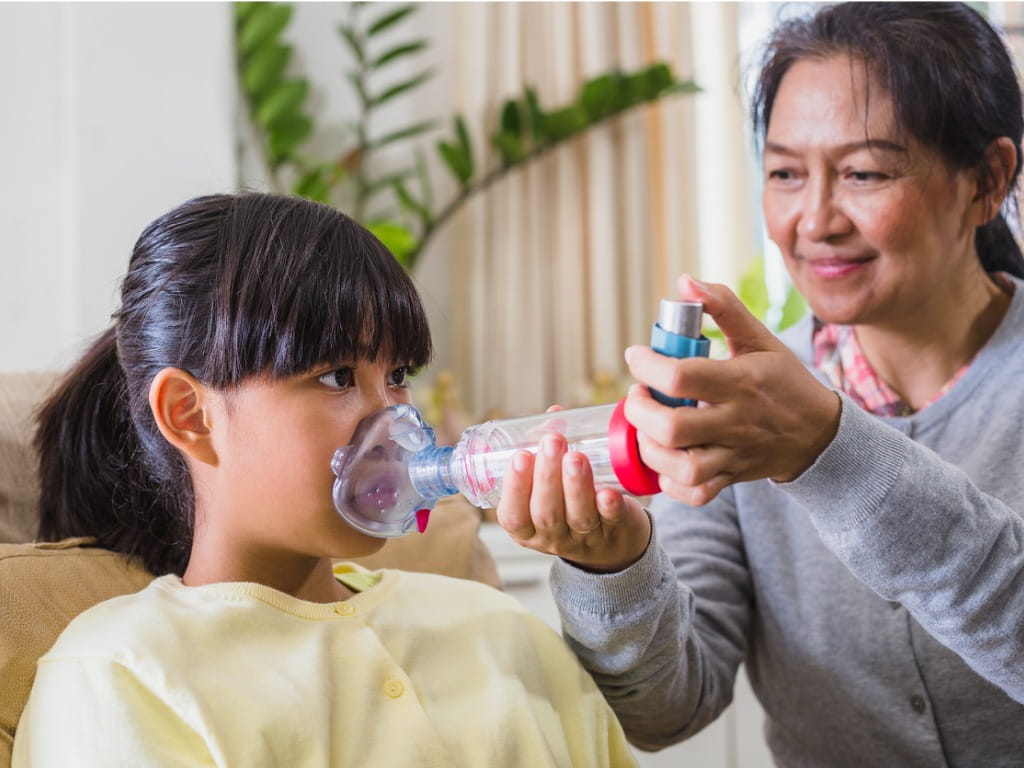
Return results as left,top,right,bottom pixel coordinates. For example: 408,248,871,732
973,136,1018,225
149,367,219,467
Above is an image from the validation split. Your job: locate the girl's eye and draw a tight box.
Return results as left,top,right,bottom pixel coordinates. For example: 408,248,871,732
389,367,415,388
318,368,355,390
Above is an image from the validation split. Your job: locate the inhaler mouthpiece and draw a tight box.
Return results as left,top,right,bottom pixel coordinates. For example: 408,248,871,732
330,405,439,538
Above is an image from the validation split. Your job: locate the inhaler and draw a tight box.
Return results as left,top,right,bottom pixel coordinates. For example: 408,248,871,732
331,299,710,537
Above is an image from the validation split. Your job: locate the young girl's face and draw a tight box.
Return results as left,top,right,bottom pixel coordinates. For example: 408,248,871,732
206,358,416,559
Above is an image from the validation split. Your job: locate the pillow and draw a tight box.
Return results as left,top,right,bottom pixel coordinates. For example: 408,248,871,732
0,372,55,545
0,495,499,763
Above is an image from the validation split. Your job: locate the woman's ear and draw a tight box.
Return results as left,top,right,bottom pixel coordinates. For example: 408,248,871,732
148,367,219,467
973,136,1018,225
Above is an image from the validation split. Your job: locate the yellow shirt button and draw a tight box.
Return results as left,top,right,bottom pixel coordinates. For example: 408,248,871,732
334,603,356,617
383,679,405,698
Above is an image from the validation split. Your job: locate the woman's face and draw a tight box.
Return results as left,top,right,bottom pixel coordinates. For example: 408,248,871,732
762,56,980,328
207,356,416,560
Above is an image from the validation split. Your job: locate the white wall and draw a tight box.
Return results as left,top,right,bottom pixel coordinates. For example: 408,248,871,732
0,2,236,372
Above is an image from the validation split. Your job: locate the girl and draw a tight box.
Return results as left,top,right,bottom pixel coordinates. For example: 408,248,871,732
14,193,636,767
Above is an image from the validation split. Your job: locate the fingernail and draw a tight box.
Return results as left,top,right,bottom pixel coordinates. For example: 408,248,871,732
566,455,583,476
513,451,531,472
542,434,561,458
624,346,635,365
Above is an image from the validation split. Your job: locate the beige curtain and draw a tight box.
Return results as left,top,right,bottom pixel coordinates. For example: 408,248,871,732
411,2,753,424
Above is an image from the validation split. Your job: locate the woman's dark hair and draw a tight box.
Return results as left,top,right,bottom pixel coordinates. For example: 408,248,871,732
35,193,432,576
752,2,1024,277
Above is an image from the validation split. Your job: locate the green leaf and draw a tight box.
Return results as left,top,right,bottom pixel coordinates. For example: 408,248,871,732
539,105,588,141
238,4,291,56
666,79,702,96
451,115,475,180
499,99,522,137
364,169,415,197
267,114,312,163
524,87,545,140
367,120,437,150
241,42,290,98
337,24,363,62
491,131,525,165
738,259,771,321
293,168,332,204
579,71,625,119
372,41,427,68
437,139,472,185
640,62,674,95
235,2,258,26
394,180,431,224
778,284,807,331
369,70,435,107
367,220,417,267
255,79,309,128
367,5,415,36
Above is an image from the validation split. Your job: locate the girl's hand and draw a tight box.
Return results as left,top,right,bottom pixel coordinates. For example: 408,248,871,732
495,432,652,573
624,275,841,506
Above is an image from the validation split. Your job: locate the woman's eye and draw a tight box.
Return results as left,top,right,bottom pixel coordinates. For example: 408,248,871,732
318,368,355,390
389,367,415,388
766,168,795,182
847,170,887,183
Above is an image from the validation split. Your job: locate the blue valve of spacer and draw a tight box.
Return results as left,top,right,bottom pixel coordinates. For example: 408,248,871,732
649,299,710,407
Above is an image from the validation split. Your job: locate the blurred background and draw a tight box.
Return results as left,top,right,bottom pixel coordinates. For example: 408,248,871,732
0,1,786,429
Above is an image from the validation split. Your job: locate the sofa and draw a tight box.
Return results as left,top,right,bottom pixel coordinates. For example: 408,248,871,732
0,371,500,765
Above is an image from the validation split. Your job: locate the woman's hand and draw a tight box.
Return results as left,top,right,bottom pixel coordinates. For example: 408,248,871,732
495,431,652,573
624,275,842,506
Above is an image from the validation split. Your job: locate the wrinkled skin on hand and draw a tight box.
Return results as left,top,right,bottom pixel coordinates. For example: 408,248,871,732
495,274,840,572
624,275,841,507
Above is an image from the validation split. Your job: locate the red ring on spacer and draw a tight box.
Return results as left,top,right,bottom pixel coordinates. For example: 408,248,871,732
607,398,661,496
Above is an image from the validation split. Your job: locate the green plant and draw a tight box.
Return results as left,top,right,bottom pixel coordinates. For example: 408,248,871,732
234,2,699,270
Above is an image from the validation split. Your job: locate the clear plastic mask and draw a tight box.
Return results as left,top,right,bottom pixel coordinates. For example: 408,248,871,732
330,404,439,537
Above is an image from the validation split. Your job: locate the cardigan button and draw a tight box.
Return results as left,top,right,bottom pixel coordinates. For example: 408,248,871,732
910,695,927,714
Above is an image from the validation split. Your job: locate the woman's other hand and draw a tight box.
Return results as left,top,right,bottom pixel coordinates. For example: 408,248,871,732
495,432,652,573
625,275,842,506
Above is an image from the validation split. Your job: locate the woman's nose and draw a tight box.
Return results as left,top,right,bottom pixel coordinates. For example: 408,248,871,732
797,178,848,241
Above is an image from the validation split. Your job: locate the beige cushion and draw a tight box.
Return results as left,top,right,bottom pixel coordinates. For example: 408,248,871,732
0,371,498,763
0,372,56,545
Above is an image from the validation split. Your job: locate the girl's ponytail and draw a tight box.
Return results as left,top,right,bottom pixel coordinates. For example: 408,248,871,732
35,328,191,575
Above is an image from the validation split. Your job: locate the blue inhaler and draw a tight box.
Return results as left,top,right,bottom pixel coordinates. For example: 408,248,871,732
330,299,710,537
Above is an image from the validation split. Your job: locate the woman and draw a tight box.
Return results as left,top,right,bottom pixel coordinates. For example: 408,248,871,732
496,4,1024,766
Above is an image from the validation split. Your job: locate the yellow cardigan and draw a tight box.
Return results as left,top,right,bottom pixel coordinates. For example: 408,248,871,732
14,564,636,767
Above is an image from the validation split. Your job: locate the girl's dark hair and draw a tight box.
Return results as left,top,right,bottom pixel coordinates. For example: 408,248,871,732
35,193,432,576
752,2,1024,277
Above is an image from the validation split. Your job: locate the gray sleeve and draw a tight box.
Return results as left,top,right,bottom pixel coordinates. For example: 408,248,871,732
783,393,1024,704
550,493,751,749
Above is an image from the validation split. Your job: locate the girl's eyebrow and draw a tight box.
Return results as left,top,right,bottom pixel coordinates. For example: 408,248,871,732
764,139,909,156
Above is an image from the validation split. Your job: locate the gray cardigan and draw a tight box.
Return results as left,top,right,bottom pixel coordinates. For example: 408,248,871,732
551,278,1024,767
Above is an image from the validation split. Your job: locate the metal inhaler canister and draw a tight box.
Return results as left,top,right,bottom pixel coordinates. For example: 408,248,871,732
649,299,711,407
